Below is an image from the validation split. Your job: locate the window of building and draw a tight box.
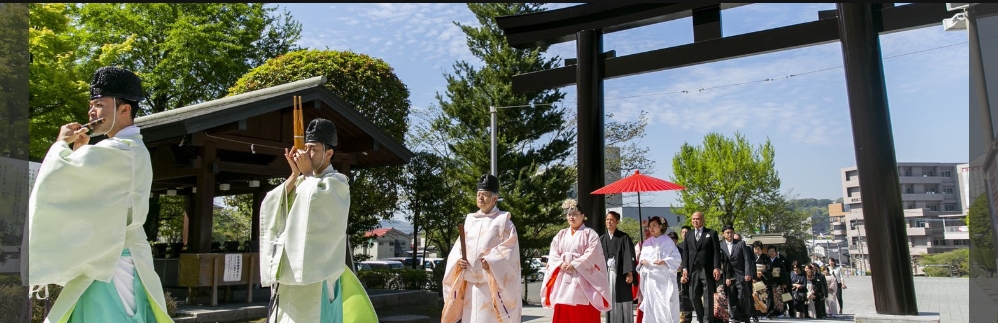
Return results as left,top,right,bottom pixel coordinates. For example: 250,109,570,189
903,167,912,176
928,204,939,211
953,240,969,246
847,186,860,198
944,204,957,211
924,186,937,194
905,185,914,194
941,170,952,177
943,187,954,194
933,239,946,246
906,202,917,209
922,170,936,177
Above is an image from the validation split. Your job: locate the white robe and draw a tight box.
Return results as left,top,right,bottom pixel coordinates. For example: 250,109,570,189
259,165,352,323
637,234,681,323
27,125,173,322
441,207,522,323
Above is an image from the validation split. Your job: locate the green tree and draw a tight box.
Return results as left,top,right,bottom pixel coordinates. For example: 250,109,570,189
213,195,253,244
155,195,187,244
400,151,461,269
229,49,412,249
430,3,575,270
27,3,301,161
26,3,84,161
968,192,996,276
671,132,781,231
919,249,969,277
77,3,301,114
617,217,643,243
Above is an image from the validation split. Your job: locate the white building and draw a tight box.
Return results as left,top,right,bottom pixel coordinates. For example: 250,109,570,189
839,162,970,275
353,227,413,260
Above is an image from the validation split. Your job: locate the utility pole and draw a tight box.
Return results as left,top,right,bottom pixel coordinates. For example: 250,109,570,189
490,106,498,176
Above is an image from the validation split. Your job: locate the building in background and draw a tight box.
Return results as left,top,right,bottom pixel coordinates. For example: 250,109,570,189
355,227,413,261
0,157,40,274
838,162,970,275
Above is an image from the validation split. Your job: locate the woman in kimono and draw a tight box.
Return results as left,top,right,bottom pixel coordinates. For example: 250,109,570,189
636,216,681,323
804,264,826,319
789,263,808,318
822,266,839,317
749,241,770,323
541,198,612,323
634,225,652,323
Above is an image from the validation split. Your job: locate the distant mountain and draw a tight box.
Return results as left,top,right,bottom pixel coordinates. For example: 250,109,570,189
378,219,414,235
790,198,835,235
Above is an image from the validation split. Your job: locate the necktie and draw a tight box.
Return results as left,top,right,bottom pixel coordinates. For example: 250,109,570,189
696,229,702,241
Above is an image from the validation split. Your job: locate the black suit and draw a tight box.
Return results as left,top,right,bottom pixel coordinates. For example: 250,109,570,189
721,239,753,322
681,227,722,323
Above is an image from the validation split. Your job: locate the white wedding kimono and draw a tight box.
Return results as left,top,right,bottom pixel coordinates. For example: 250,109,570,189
27,125,173,322
637,234,682,323
541,224,612,312
259,165,377,323
441,207,522,323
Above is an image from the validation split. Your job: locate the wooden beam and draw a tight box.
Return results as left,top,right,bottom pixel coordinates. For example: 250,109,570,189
252,192,263,243
693,4,722,42
497,3,748,49
216,161,288,178
510,3,965,94
205,120,248,136
193,133,287,156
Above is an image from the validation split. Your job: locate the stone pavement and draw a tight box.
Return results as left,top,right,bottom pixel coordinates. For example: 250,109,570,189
522,276,976,323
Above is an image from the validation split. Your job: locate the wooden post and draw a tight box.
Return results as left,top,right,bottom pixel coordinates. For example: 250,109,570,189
836,2,917,315
191,141,217,253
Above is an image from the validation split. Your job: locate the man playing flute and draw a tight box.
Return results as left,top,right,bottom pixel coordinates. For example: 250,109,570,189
27,66,174,322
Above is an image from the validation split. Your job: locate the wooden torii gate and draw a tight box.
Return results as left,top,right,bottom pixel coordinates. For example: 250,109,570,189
496,3,998,316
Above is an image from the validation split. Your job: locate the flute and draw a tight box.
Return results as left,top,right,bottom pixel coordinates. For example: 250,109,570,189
80,117,104,130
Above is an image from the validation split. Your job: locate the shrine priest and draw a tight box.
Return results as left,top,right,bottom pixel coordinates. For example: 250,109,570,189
259,118,377,323
441,174,523,323
600,211,637,323
27,66,174,322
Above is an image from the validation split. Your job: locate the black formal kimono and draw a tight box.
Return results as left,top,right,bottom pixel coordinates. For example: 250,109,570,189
601,230,637,323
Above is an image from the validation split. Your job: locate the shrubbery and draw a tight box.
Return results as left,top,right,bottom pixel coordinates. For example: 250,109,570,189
356,269,438,291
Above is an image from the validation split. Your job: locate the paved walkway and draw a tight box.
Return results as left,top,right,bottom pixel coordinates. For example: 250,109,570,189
521,276,977,323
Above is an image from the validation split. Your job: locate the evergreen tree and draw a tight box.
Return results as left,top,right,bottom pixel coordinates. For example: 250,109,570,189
431,2,575,268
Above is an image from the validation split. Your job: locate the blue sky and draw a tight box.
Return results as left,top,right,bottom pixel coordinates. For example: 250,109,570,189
279,3,970,208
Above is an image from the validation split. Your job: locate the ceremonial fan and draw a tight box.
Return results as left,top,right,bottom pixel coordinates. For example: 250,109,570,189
293,95,305,152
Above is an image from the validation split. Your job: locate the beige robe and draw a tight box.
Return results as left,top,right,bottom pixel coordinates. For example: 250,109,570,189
441,207,522,323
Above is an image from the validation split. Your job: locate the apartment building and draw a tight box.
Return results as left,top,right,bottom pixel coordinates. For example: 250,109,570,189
838,162,970,275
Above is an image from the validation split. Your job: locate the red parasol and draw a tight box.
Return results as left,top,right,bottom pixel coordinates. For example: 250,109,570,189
592,170,686,241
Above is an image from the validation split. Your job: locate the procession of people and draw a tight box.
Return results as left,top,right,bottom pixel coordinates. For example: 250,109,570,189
25,66,846,322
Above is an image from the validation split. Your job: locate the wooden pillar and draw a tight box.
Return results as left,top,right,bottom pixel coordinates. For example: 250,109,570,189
252,191,264,245
576,29,607,233
836,3,917,315
191,141,217,253
183,194,194,247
